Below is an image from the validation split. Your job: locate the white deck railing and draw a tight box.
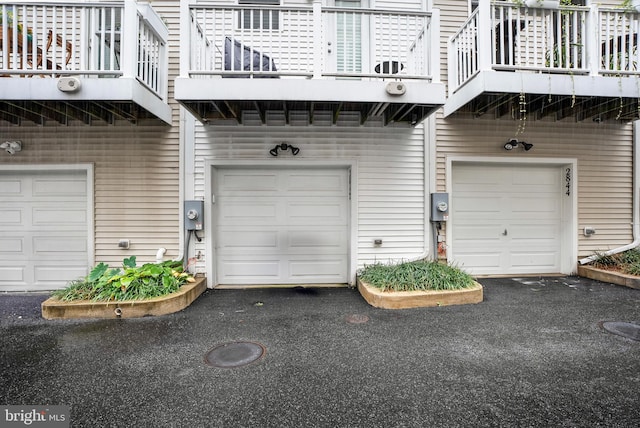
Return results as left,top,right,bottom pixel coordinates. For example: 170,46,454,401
450,0,640,92
185,1,439,81
0,0,168,100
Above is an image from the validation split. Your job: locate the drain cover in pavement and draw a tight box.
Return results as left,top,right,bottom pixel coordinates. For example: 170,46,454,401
205,341,266,368
345,314,369,324
602,322,640,341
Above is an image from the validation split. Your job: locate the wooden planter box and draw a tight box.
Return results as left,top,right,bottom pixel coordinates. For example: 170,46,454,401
41,277,207,320
357,278,483,309
577,265,640,290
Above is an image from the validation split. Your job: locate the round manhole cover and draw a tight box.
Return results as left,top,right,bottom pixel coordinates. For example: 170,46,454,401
602,322,640,341
205,341,266,368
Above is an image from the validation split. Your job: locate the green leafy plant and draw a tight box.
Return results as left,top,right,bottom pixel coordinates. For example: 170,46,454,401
52,256,194,302
357,259,475,292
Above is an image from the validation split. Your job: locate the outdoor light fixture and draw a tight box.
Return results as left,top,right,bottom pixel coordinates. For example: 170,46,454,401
269,143,300,157
1,141,22,155
503,139,533,151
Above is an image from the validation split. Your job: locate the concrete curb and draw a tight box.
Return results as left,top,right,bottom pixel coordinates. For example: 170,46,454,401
41,277,207,319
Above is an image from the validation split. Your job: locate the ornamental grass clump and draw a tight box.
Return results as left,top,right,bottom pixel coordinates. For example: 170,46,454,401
358,259,475,292
52,256,194,302
591,248,640,276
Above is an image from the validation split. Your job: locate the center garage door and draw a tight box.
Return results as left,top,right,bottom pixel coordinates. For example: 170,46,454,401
215,167,349,285
0,170,90,291
450,163,562,275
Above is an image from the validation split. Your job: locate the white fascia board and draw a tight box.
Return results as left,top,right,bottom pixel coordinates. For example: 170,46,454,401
0,78,172,124
175,77,446,105
444,70,640,116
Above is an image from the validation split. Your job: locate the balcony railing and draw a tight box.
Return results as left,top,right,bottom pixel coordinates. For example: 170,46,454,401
450,0,640,92
0,0,168,100
184,1,439,82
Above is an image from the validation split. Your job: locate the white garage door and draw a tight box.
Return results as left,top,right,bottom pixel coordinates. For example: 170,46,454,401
215,167,349,285
0,170,90,291
451,163,562,275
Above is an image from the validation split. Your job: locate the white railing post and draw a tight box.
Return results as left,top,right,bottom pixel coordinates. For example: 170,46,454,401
312,0,322,79
586,3,598,76
430,8,440,83
121,0,137,78
180,0,190,78
476,0,491,71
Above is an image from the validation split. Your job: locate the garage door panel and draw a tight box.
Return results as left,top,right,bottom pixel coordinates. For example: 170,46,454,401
219,201,278,223
33,236,87,258
511,197,559,216
289,258,347,281
452,164,562,275
512,169,558,186
218,172,279,194
218,258,281,281
288,229,347,250
0,179,22,196
453,225,503,241
454,253,501,270
285,172,347,195
216,167,348,284
0,171,89,291
510,252,559,269
33,207,87,226
0,237,24,254
34,265,88,286
0,266,25,282
286,200,347,224
218,230,279,250
33,178,86,197
0,208,23,226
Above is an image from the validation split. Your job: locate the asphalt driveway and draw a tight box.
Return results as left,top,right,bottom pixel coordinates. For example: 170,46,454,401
1,276,639,427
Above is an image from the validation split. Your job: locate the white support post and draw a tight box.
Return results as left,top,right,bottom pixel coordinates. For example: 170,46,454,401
121,0,137,78
430,8,440,83
312,0,322,79
586,3,598,77
476,0,491,72
179,0,191,78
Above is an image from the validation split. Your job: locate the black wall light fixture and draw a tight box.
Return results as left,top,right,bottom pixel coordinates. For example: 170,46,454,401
504,138,533,151
269,143,300,156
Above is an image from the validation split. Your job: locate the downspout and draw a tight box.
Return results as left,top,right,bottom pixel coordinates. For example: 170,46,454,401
579,120,640,264
414,114,437,262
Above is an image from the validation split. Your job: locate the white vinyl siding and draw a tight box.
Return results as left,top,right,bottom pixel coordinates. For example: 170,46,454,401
193,123,427,280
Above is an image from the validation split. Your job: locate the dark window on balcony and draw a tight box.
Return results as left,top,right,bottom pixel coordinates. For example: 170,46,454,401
238,0,279,30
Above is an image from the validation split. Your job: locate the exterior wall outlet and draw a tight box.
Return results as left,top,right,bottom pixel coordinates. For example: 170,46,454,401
118,239,130,249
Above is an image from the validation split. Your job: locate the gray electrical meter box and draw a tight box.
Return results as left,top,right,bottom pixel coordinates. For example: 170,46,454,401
430,193,449,222
184,200,204,231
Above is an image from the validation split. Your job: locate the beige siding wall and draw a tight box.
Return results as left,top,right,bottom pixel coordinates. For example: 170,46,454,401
0,125,180,266
0,0,183,266
437,116,634,258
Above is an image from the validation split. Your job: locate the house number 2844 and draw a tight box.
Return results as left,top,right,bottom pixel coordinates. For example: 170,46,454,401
565,168,571,196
